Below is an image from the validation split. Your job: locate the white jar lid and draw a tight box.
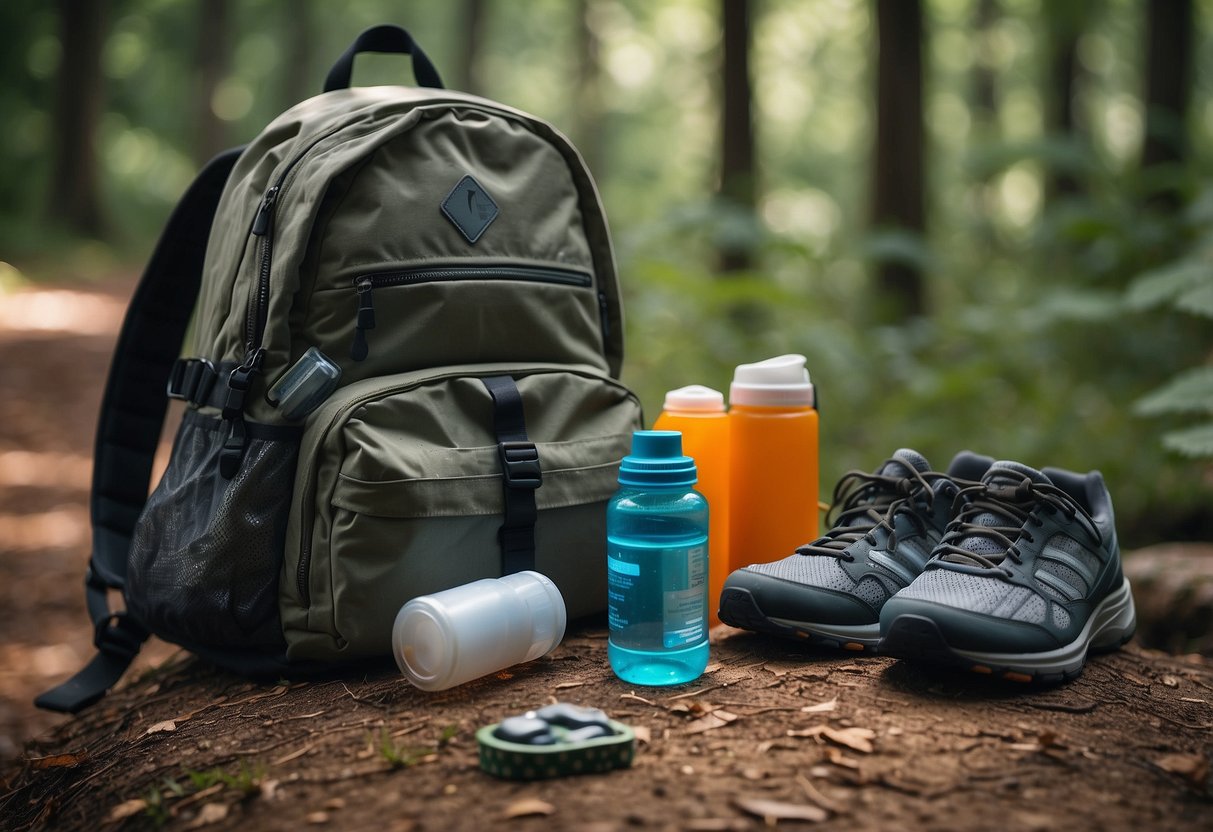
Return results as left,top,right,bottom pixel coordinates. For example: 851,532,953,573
662,384,725,413
729,354,814,407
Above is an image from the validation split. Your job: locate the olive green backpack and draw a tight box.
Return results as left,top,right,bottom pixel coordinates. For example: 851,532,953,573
38,25,641,713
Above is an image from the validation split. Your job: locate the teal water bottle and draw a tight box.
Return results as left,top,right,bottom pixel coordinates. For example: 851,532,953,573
607,431,710,685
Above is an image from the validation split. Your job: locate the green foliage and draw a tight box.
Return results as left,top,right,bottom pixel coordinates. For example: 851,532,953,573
185,762,266,795
374,728,435,769
1126,193,1213,459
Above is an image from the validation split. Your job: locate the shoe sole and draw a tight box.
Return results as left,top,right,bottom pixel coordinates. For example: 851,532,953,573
718,587,881,651
878,577,1137,684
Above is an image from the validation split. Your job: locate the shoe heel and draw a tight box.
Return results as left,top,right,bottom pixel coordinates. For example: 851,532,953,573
1089,578,1137,653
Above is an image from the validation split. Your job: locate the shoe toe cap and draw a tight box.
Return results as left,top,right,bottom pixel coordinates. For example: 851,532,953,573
724,567,878,626
880,595,1061,654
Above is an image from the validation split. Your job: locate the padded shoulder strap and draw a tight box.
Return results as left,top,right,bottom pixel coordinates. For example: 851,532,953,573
35,146,244,714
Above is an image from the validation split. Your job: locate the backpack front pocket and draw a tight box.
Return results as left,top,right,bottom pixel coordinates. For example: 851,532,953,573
280,363,641,661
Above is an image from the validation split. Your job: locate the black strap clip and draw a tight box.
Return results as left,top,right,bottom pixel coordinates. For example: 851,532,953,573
498,441,541,489
166,358,218,405
93,612,145,663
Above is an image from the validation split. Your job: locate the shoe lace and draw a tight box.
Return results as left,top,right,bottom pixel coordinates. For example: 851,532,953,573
935,474,1103,571
795,462,945,561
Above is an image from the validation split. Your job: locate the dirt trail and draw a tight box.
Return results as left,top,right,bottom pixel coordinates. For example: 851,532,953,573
1,277,1211,831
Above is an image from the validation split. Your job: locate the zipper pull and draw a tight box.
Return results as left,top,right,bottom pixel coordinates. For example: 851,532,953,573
598,291,611,341
251,185,281,236
350,278,376,362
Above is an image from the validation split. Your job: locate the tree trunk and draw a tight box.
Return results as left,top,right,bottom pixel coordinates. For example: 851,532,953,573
970,0,998,129
1043,4,1084,200
718,0,756,274
48,0,109,238
453,0,488,96
571,0,605,178
1141,0,1192,208
871,0,926,321
280,0,315,112
194,0,231,167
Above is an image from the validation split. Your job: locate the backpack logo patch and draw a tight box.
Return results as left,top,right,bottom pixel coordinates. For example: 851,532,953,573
441,175,499,244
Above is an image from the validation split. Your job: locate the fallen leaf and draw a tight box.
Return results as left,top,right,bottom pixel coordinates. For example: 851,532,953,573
1152,753,1210,785
145,720,177,736
107,799,147,822
788,723,872,751
821,726,875,754
259,779,281,801
306,811,329,824
801,698,837,714
29,752,88,770
825,747,860,769
671,700,718,717
1162,675,1180,688
734,796,828,824
633,725,652,745
187,802,229,828
619,692,656,707
703,663,722,674
502,798,556,819
685,710,739,734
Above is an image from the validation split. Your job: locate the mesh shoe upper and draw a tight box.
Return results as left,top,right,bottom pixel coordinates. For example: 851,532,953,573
883,460,1123,653
732,449,991,624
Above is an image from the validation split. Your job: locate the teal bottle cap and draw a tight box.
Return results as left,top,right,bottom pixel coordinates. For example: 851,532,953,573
618,430,697,487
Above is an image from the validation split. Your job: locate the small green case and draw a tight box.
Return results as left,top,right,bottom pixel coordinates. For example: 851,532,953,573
476,719,635,780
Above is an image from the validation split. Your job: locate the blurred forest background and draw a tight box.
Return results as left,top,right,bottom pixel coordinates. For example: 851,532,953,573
1,0,1212,548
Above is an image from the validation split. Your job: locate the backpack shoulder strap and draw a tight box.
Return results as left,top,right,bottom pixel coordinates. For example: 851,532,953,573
35,146,244,714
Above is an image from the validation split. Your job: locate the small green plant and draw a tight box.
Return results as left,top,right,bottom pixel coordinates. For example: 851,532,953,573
185,761,266,796
374,728,434,770
141,784,171,826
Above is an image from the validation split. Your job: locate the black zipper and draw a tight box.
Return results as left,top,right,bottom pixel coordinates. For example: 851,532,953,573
349,265,594,361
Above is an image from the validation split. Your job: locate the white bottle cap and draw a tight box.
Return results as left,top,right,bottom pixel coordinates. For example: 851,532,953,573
391,571,566,691
662,384,726,413
729,353,815,407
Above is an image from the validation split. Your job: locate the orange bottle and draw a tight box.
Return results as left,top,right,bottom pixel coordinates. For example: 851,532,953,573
727,354,818,573
653,385,730,626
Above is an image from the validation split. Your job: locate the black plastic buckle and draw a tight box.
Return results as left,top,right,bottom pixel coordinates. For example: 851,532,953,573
166,359,218,405
498,441,541,489
166,359,189,399
92,612,145,663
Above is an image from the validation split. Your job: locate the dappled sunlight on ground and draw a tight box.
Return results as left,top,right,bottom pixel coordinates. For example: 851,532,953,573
0,287,128,336
0,451,92,489
0,275,146,766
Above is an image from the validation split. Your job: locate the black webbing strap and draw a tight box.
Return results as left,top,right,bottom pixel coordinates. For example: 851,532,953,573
480,376,541,575
35,146,244,714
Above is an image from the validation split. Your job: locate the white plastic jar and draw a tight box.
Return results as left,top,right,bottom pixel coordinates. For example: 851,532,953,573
391,571,567,691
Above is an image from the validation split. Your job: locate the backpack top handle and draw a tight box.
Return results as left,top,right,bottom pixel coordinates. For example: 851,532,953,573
323,24,445,93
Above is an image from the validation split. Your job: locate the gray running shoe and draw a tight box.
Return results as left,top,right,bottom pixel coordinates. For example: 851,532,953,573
878,461,1137,683
718,449,993,650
